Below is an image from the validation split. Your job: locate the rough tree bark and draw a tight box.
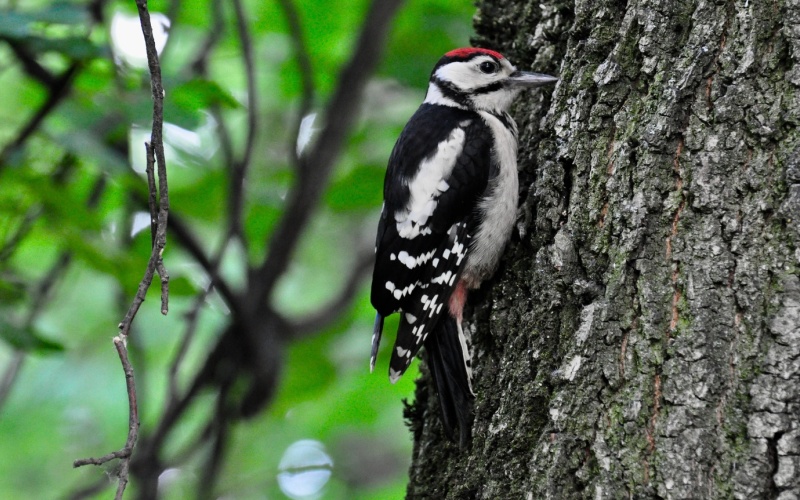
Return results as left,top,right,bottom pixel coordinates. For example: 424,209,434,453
406,0,800,498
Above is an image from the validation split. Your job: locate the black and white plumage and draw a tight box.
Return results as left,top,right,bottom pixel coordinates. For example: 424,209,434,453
370,48,557,445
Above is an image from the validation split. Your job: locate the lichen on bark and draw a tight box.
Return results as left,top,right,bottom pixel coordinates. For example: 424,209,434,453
406,1,800,498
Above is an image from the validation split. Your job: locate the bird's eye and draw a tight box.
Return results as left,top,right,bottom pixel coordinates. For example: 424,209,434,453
479,61,498,74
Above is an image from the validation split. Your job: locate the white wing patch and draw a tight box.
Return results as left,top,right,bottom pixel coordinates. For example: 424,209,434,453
395,127,465,239
397,249,436,269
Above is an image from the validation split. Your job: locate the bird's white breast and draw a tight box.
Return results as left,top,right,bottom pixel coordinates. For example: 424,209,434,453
463,111,519,287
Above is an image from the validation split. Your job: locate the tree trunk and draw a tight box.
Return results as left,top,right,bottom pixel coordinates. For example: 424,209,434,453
406,0,800,498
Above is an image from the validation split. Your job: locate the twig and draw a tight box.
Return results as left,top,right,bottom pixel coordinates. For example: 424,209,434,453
136,0,171,316
118,0,171,334
145,143,158,248
73,337,140,500
73,1,169,496
250,0,405,307
143,141,170,314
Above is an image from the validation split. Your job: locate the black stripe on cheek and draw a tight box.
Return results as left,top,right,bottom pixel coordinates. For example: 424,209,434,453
471,81,505,95
432,78,470,107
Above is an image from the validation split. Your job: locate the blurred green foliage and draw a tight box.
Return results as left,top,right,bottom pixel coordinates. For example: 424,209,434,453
0,0,474,498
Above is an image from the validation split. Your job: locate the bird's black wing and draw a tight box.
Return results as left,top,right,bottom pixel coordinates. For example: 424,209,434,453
370,103,494,381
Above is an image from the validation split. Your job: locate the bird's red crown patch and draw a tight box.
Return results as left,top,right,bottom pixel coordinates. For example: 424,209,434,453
445,47,504,61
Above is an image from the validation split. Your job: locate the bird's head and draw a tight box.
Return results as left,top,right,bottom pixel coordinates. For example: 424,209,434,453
424,47,557,113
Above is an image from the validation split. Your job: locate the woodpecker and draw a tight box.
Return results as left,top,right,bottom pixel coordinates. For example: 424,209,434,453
370,47,557,445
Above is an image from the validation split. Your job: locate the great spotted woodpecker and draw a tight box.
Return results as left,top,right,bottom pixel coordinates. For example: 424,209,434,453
370,48,557,445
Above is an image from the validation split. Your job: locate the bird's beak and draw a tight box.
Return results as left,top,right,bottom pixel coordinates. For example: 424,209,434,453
507,71,559,88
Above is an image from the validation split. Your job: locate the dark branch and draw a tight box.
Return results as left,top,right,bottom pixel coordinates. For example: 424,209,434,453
166,232,239,402
250,0,405,307
1,37,58,88
228,0,259,238
0,0,109,171
165,214,241,315
0,63,81,169
189,0,226,75
197,395,230,497
275,0,315,166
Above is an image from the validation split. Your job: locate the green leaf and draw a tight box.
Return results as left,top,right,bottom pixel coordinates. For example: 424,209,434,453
325,165,385,212
30,2,91,25
171,79,240,114
0,13,33,38
0,3,90,39
23,35,105,60
169,275,199,296
0,278,26,304
169,168,227,222
0,318,64,354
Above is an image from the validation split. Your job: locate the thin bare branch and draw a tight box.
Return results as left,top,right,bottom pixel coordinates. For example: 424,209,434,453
250,0,405,308
125,1,405,494
144,141,170,314
118,0,171,334
73,337,139,492
75,1,170,496
145,143,158,248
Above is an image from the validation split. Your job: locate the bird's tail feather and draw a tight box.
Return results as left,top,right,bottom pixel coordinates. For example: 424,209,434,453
424,314,474,447
370,313,384,373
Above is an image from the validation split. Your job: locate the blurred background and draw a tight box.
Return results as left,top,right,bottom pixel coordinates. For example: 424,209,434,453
0,0,476,497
